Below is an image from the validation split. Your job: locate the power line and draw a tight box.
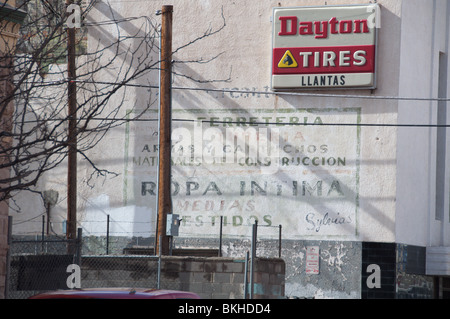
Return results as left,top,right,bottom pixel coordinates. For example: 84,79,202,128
70,80,450,102
173,86,450,102
17,115,450,129
21,77,448,103
171,119,450,129
11,83,450,128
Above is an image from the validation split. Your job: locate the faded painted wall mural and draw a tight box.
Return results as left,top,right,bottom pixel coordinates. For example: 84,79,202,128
123,106,361,240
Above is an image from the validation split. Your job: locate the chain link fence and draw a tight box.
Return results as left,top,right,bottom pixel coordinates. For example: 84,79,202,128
6,215,284,299
7,235,81,299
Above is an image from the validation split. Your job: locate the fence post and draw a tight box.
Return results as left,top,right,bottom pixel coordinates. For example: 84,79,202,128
41,215,45,253
5,216,12,299
250,220,257,299
157,235,162,289
75,228,82,266
106,215,110,255
244,250,249,299
278,224,282,258
218,216,223,257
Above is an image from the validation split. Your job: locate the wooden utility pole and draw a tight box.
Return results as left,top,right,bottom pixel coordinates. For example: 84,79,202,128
155,5,173,255
66,0,78,249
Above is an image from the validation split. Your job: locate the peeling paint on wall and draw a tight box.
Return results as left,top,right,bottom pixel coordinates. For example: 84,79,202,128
282,241,362,299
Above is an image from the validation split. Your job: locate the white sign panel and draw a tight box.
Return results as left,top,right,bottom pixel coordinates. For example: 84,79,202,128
272,4,379,89
306,246,320,274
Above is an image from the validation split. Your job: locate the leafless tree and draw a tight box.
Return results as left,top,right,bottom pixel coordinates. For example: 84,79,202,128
0,0,227,205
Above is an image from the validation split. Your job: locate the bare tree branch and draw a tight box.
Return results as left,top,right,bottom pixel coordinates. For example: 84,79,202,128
0,0,228,204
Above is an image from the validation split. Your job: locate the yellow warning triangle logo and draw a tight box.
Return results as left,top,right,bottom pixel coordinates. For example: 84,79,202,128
278,50,298,68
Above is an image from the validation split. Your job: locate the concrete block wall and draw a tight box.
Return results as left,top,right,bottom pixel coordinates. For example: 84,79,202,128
252,258,285,299
80,256,285,299
160,256,246,299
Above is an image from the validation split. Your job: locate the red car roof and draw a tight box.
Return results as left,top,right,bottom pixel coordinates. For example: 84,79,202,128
29,288,200,299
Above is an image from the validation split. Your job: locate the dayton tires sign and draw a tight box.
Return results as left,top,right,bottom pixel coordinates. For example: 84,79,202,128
272,4,379,89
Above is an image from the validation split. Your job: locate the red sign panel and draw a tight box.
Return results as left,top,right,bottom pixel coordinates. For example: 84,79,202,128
273,45,376,75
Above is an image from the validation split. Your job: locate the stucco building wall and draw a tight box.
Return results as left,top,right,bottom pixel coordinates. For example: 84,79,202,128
8,0,450,298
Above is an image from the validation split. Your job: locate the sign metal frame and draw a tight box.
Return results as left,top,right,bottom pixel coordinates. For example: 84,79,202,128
271,4,380,90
